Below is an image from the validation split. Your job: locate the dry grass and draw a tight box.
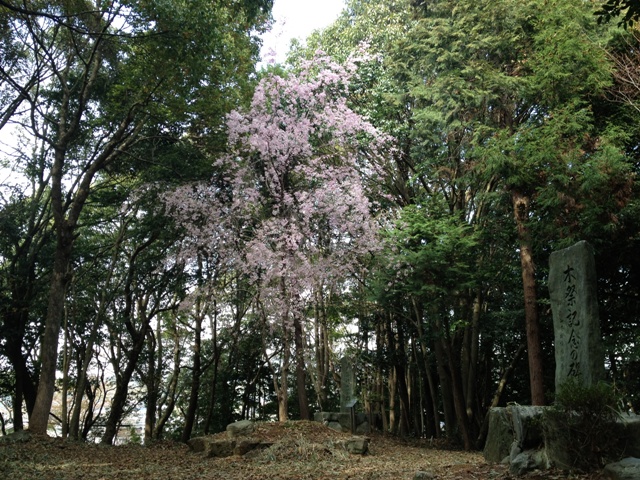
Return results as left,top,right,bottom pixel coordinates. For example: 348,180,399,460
0,421,605,479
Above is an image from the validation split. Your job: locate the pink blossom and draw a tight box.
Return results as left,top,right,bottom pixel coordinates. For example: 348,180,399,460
165,53,394,334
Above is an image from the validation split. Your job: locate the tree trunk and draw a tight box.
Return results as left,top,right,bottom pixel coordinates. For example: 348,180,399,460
512,190,545,406
433,325,456,437
384,314,398,434
313,293,330,411
101,322,150,444
443,331,473,451
411,299,440,437
491,342,526,409
181,306,203,442
61,312,70,438
464,290,482,432
68,321,100,440
293,314,310,420
388,365,397,435
144,329,157,444
412,329,437,438
393,317,412,436
204,309,220,434
5,310,37,430
30,226,74,434
101,293,152,445
266,308,291,423
375,320,388,433
276,349,290,422
155,318,181,439
80,376,98,440
277,337,291,422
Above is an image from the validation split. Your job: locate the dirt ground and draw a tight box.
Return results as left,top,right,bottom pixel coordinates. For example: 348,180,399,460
0,421,606,479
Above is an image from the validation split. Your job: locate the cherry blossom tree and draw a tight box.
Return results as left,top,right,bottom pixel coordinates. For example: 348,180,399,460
166,53,392,421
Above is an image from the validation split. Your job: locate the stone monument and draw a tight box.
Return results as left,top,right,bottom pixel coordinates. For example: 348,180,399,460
548,240,605,390
340,356,356,413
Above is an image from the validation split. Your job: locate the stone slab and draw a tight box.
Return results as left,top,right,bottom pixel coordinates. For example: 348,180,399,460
621,414,640,457
603,457,640,480
340,357,356,413
483,407,513,463
510,405,545,449
549,240,605,390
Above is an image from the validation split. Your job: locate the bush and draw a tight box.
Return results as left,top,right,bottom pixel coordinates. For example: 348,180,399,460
544,379,626,471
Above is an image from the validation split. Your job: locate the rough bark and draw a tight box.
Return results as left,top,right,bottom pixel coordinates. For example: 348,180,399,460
154,318,181,439
30,228,74,433
68,321,100,440
433,324,456,436
411,299,441,437
293,314,310,420
144,329,157,444
276,344,290,422
512,190,545,406
204,310,220,435
375,320,389,433
181,303,203,442
101,317,151,444
393,318,412,436
61,319,70,438
4,309,37,430
464,291,482,428
312,293,330,411
443,331,473,451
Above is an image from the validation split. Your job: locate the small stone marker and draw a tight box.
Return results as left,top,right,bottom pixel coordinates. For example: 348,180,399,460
226,419,255,438
340,356,356,413
549,240,605,391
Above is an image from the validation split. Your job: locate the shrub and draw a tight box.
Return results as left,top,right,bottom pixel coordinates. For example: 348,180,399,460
544,379,626,471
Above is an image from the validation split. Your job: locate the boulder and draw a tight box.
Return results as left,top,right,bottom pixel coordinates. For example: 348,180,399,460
356,412,368,425
189,431,270,458
620,414,640,457
603,457,640,480
337,413,352,431
510,406,545,449
0,430,33,444
483,407,513,463
340,436,369,455
205,439,236,458
509,440,522,463
226,419,255,438
509,450,550,476
413,471,436,479
356,421,370,435
314,412,339,423
187,436,208,453
327,421,343,432
234,439,268,456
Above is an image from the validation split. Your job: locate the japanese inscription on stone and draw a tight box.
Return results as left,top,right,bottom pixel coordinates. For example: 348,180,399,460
549,241,604,390
563,264,581,377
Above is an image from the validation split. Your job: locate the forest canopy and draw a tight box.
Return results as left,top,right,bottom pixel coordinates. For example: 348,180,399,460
0,0,638,449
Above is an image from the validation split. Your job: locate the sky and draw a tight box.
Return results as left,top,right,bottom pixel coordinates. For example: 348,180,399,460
260,0,346,65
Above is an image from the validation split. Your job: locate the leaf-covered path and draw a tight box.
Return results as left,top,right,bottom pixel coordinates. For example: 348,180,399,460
0,421,601,479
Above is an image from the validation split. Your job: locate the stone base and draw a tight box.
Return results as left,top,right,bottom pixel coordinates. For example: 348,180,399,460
620,414,640,457
603,457,640,480
314,411,372,434
484,407,640,475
